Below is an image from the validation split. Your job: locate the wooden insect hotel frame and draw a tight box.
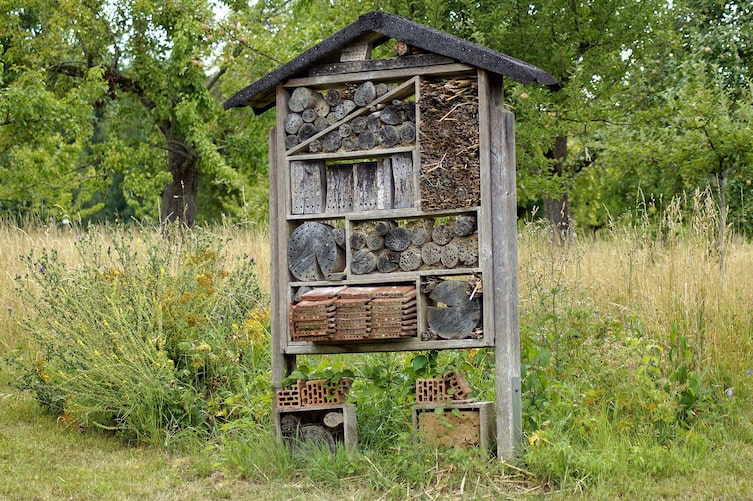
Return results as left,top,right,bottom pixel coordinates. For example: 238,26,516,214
224,12,559,460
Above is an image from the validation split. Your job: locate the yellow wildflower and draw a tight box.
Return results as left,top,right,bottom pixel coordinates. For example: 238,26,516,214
529,431,541,446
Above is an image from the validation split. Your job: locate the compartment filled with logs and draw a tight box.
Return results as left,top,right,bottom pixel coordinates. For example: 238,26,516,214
284,80,417,154
287,221,346,282
278,404,358,454
348,213,479,275
421,276,483,341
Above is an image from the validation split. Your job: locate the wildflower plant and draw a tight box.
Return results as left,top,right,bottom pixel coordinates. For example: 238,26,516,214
8,225,271,447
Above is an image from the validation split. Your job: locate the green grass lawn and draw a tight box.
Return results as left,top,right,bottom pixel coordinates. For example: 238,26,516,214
4,369,753,501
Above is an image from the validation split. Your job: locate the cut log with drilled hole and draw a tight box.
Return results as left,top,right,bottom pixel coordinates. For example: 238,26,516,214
352,116,368,134
391,153,415,209
380,104,404,125
410,225,430,246
367,114,381,132
314,116,329,130
302,108,318,123
401,121,416,143
322,131,342,153
384,226,411,251
366,231,384,251
456,236,479,266
378,125,400,148
399,247,423,271
285,135,300,149
290,160,325,214
402,101,416,122
374,220,396,236
331,227,346,248
308,138,321,153
376,82,389,96
289,87,329,116
289,87,318,113
296,424,336,455
285,113,303,134
339,123,353,138
358,131,376,150
351,249,377,275
349,231,366,250
325,89,342,107
298,123,318,142
376,250,400,273
376,159,393,210
287,223,344,281
280,414,301,434
421,242,441,265
426,280,480,339
353,162,379,211
454,215,477,237
314,99,330,117
334,100,356,120
440,243,459,268
394,40,410,57
323,411,344,428
432,224,454,246
342,137,358,151
325,165,353,213
354,81,377,107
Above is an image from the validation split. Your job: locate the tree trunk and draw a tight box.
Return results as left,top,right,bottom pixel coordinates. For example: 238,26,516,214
160,130,199,228
543,135,571,244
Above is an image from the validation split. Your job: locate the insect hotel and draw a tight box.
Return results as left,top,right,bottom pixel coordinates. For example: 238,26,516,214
224,11,558,459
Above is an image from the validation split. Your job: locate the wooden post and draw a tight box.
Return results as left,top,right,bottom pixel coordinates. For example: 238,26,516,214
272,88,297,396
485,72,522,460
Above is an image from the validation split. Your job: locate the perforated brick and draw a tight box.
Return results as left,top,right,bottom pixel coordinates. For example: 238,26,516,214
300,379,352,406
416,378,448,404
444,371,472,400
275,385,302,408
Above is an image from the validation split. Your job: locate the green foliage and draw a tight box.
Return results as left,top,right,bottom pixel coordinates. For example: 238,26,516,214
0,0,274,224
7,225,271,446
279,358,354,387
515,213,740,489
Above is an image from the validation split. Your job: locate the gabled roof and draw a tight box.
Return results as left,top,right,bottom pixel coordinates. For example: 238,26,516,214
224,11,560,113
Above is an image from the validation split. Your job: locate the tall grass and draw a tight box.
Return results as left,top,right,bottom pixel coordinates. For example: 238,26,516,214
517,189,753,486
1,189,753,494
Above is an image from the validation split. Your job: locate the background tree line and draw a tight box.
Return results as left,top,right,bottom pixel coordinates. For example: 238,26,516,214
1,0,751,234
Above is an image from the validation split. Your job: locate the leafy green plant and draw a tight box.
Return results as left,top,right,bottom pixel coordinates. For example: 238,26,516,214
7,225,271,447
279,360,354,388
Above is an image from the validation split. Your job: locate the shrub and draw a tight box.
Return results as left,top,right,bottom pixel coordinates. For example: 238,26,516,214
8,225,271,447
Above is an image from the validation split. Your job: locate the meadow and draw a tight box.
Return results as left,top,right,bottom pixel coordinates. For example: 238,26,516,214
2,192,753,499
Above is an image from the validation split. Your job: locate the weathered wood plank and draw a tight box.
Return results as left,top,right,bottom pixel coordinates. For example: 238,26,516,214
485,69,521,461
290,160,326,214
325,164,354,213
353,161,378,211
376,159,394,210
286,64,474,89
391,152,415,209
310,54,455,77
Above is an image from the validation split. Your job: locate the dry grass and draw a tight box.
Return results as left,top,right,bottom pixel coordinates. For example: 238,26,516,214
519,192,753,380
0,219,272,353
